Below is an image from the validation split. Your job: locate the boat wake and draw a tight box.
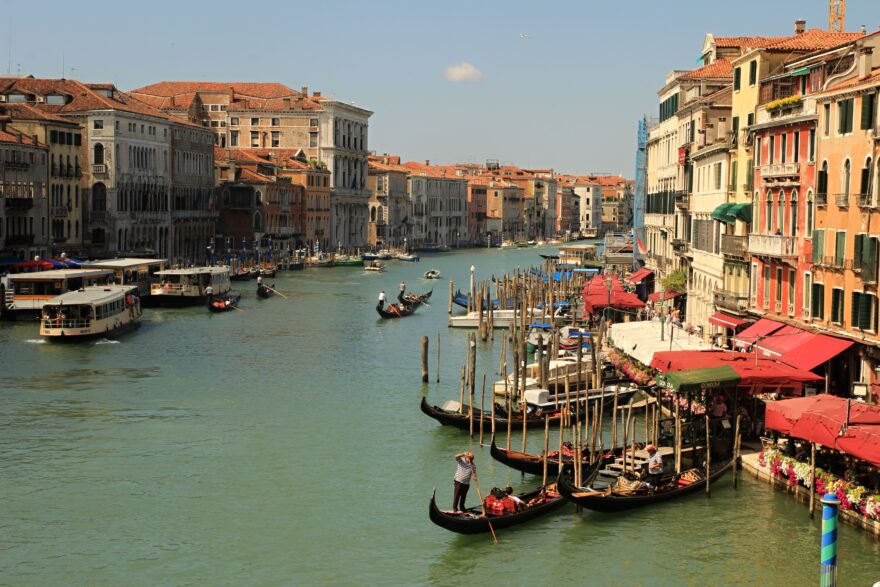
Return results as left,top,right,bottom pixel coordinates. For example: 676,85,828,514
95,339,120,345
24,339,46,344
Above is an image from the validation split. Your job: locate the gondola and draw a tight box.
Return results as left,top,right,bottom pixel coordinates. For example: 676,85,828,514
230,268,252,281
260,266,277,278
402,290,432,306
376,303,417,319
288,260,304,270
257,284,275,298
490,439,640,477
556,457,734,513
451,290,514,310
428,461,600,535
207,293,241,313
424,269,441,279
420,397,562,430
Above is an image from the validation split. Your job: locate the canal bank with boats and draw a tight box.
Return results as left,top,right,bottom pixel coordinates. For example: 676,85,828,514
1,245,879,585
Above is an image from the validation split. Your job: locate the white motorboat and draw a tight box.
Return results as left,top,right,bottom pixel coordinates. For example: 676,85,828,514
424,269,441,279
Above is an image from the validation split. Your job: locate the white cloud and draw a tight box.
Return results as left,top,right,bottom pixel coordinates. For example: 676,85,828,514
443,62,483,83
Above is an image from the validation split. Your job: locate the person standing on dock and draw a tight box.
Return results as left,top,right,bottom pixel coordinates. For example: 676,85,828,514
452,451,474,512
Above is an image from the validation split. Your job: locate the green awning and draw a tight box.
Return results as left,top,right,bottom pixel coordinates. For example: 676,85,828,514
791,67,810,77
710,203,736,223
661,365,741,394
729,203,752,223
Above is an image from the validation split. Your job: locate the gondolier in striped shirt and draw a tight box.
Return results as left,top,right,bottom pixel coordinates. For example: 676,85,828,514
452,451,475,512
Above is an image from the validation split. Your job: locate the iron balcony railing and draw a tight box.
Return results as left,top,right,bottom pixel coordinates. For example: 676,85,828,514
747,233,798,258
835,193,850,208
720,235,748,258
713,289,749,312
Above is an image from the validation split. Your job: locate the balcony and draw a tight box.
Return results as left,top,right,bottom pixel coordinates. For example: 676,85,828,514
674,191,689,209
92,164,107,175
720,234,748,258
816,193,828,207
747,233,798,259
3,160,30,171
89,210,108,223
279,227,297,236
50,206,69,217
760,162,800,178
6,233,35,245
4,196,34,209
714,289,749,312
835,193,850,208
671,238,690,254
858,193,875,208
815,255,851,271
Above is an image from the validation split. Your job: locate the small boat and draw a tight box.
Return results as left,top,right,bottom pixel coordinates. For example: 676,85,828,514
490,439,640,478
260,265,277,278
397,253,420,262
39,285,142,341
556,456,734,513
230,268,252,281
401,290,432,306
306,254,334,268
256,283,275,299
207,293,241,313
424,269,441,280
334,255,364,267
525,322,556,353
365,260,387,272
452,290,514,310
420,397,561,430
288,260,304,271
377,302,417,319
428,469,591,535
362,252,379,261
376,250,392,260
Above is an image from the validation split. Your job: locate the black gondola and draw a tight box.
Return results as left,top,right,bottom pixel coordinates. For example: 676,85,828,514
230,269,252,281
451,289,514,310
207,293,241,313
288,260,305,270
556,457,734,513
377,303,417,319
490,439,642,477
257,284,275,298
420,397,562,430
428,461,601,535
401,289,432,306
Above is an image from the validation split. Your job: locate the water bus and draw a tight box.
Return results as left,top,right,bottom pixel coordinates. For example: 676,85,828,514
81,258,166,297
149,267,231,306
39,285,142,341
2,268,114,320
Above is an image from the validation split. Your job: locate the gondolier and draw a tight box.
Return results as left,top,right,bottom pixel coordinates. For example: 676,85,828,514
205,285,213,299
452,451,474,512
398,281,406,304
377,290,386,310
645,445,662,488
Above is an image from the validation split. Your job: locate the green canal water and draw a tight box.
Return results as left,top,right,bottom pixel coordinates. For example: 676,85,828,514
1,246,879,586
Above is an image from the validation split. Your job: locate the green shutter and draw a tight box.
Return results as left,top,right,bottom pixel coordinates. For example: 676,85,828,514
862,94,875,130
866,237,879,282
831,289,840,322
812,229,824,263
835,232,846,265
846,98,854,133
852,291,861,327
839,100,846,134
731,161,738,188
860,293,873,330
854,234,864,268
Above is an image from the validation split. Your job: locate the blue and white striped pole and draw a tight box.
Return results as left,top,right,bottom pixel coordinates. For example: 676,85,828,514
820,493,840,587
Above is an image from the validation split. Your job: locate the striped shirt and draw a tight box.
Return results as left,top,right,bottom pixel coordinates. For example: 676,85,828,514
454,457,473,484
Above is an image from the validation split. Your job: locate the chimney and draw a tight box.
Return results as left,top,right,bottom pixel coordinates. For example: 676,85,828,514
301,86,308,97
313,91,321,98
858,47,874,80
794,19,806,35
425,159,430,166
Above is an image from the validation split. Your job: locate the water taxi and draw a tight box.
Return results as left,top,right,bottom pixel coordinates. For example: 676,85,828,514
81,258,165,297
2,268,114,320
39,285,142,341
148,267,231,306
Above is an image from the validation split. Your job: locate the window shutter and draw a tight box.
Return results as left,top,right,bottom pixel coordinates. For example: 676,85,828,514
854,234,864,268
835,232,846,265
860,293,872,330
832,289,842,323
861,167,870,196
861,94,875,130
865,237,879,282
812,229,824,263
811,283,822,319
839,101,846,134
852,291,861,328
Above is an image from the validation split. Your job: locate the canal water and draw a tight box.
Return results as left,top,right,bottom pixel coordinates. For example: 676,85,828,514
1,245,878,586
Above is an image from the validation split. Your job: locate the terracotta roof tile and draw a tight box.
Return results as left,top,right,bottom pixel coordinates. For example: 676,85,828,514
766,29,864,52
0,102,76,124
130,81,324,112
680,59,733,79
0,128,44,146
714,36,789,49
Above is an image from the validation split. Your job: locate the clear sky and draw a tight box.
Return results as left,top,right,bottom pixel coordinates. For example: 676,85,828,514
4,0,877,176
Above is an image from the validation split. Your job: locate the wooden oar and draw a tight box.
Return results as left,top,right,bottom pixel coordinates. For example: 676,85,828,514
471,463,497,544
264,285,288,299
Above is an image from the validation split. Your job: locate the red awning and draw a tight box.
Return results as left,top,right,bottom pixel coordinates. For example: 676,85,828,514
647,290,681,303
765,395,880,466
708,312,747,329
733,318,785,349
627,268,653,284
650,350,823,390
582,275,645,315
779,334,853,372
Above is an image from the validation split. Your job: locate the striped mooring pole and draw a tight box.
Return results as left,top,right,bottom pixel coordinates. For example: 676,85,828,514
820,492,840,587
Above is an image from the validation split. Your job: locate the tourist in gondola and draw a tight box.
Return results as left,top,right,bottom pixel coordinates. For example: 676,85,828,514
452,451,474,512
645,445,663,488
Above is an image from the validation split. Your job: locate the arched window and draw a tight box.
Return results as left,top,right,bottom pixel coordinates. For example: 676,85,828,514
806,190,814,238
862,156,873,204
843,158,851,200
765,190,772,233
92,182,107,211
93,143,105,165
790,190,798,237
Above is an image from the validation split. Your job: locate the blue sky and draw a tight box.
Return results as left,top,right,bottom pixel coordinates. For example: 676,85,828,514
4,0,877,175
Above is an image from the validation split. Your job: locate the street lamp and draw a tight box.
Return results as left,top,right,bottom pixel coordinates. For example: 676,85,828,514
470,265,476,313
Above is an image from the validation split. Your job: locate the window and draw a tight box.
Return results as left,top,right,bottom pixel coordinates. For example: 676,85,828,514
804,272,812,317
751,262,759,299
309,132,318,148
769,135,775,164
812,229,824,263
93,143,104,164
791,190,798,236
860,236,879,282
777,191,784,233
793,131,799,163
765,192,772,233
714,162,721,190
831,288,844,324
823,103,831,136
271,131,280,147
861,93,875,130
861,157,873,200
747,113,754,127
250,131,259,147
210,105,219,111
230,131,239,147
763,265,771,303
809,128,816,161
93,119,104,130
251,117,259,126
843,159,851,198
309,118,319,127
838,98,854,134
230,118,239,126
730,160,738,189
734,67,741,91
756,138,762,166
749,60,757,86
271,118,280,126
818,161,828,196
781,133,787,164
776,268,783,305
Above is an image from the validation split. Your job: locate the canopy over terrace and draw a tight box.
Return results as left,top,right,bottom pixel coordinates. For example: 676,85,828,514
765,394,880,467
608,321,713,367
582,275,645,315
733,318,853,372
650,350,823,395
